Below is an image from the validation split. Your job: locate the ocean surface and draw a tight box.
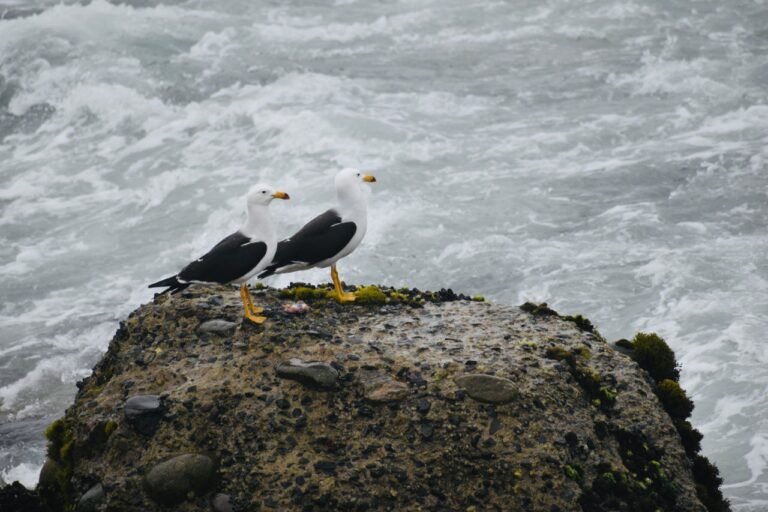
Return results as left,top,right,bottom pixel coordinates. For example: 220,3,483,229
1,0,766,508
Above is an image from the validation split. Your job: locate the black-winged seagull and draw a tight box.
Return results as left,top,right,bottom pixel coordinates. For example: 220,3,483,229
149,184,289,324
259,168,376,302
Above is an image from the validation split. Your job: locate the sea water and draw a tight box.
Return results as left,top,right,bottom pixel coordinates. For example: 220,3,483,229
0,0,766,508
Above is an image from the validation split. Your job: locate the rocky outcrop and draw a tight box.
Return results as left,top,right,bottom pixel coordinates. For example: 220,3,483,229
33,284,728,511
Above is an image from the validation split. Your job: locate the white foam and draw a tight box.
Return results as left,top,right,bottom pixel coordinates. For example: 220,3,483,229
0,462,40,489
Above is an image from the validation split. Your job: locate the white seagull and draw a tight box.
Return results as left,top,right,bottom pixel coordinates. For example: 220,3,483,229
149,184,290,324
259,168,376,302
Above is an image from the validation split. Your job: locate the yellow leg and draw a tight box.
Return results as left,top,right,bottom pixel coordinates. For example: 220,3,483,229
242,283,264,313
240,284,266,324
330,264,356,303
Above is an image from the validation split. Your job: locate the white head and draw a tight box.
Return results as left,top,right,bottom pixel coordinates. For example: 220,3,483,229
334,168,376,204
246,183,290,207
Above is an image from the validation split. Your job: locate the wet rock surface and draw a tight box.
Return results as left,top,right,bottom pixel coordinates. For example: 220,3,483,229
39,285,713,511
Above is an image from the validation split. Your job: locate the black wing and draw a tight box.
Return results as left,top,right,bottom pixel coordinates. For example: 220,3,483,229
149,232,267,293
259,209,356,278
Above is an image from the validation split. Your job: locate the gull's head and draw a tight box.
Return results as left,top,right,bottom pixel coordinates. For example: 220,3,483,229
335,168,377,194
246,183,290,206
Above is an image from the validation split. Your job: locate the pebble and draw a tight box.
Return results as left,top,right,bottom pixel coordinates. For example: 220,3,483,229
197,319,238,334
124,395,164,436
454,374,518,404
276,359,339,389
212,493,234,512
144,453,217,506
76,483,104,512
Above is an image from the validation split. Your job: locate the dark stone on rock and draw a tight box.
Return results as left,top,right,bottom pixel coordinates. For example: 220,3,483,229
314,461,336,474
211,492,234,512
0,481,43,512
76,483,104,512
454,374,518,404
144,453,217,506
275,398,290,410
276,359,339,389
124,394,164,435
198,319,238,334
417,398,431,414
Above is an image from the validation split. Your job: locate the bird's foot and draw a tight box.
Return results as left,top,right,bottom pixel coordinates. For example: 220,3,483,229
250,306,264,314
336,291,357,303
243,312,267,325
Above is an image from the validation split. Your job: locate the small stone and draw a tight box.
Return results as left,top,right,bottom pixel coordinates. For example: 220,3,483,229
417,398,431,414
144,453,217,506
276,359,339,389
454,375,518,404
212,493,234,512
365,380,409,402
76,483,104,512
314,461,336,474
198,320,238,335
275,399,290,410
124,395,164,436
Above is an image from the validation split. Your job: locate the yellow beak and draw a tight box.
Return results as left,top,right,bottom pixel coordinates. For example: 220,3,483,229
272,191,290,200
363,174,377,183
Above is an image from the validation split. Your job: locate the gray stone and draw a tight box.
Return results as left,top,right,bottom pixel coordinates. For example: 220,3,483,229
144,453,217,506
124,395,164,436
76,483,104,512
211,493,234,512
276,359,338,389
198,319,238,334
455,374,518,404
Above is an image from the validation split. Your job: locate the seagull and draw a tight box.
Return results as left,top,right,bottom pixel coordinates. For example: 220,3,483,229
259,168,376,302
149,184,289,324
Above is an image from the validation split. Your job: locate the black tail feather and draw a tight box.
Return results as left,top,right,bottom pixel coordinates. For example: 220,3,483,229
257,265,279,279
148,275,189,294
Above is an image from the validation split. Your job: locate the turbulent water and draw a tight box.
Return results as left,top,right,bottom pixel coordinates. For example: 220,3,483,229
1,0,766,507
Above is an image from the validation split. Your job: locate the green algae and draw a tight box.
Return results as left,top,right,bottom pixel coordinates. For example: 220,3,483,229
622,331,730,512
278,282,478,307
354,285,388,305
41,418,77,511
104,420,118,437
629,332,680,382
655,379,694,420
544,344,616,410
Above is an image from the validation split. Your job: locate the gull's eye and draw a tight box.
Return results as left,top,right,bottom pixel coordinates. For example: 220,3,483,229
356,173,361,177
262,190,267,194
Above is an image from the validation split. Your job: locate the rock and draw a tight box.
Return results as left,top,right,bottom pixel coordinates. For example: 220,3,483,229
0,481,43,512
276,359,338,389
39,285,723,512
76,483,104,512
144,453,217,506
211,493,234,512
198,319,238,334
124,395,164,435
454,374,518,404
